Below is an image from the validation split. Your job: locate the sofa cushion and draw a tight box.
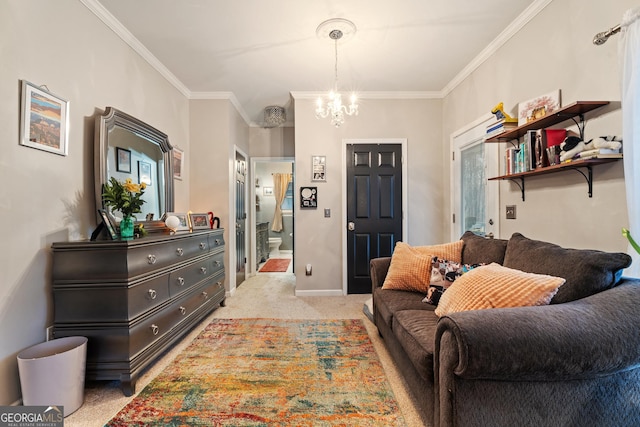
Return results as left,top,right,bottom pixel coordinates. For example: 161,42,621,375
374,287,434,326
423,258,484,306
503,233,632,303
382,240,464,293
434,263,565,316
392,310,439,383
461,231,508,265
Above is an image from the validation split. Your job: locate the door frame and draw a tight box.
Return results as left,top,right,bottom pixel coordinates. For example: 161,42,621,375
249,156,295,276
342,138,408,295
449,114,500,241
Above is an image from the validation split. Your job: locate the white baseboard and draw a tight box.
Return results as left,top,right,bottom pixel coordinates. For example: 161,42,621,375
294,289,344,297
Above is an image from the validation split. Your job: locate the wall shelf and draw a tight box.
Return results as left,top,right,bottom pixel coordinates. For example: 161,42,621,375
485,101,610,143
488,157,622,201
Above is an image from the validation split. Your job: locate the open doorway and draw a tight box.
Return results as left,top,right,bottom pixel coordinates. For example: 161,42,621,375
251,158,295,275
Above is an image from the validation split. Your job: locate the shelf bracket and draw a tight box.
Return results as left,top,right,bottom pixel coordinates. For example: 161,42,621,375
508,177,525,201
571,166,594,197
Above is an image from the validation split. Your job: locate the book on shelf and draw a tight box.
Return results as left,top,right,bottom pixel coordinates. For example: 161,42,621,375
524,130,537,170
578,148,621,157
485,119,517,138
575,153,623,160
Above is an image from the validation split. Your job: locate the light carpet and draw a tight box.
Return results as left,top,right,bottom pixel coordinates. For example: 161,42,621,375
105,318,405,426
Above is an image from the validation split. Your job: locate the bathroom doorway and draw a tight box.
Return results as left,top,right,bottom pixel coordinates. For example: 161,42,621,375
251,158,294,275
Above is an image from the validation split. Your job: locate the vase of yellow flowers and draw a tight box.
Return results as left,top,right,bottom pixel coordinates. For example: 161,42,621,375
102,177,147,239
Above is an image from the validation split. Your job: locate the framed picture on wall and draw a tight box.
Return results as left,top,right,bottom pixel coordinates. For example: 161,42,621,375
19,80,69,156
300,186,317,208
138,161,152,186
173,147,184,180
311,155,326,181
116,147,131,173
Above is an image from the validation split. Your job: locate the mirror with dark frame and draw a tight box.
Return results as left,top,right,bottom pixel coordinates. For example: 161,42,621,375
95,107,174,234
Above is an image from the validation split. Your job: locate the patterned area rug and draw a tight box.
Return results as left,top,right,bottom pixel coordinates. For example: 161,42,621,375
106,318,405,426
259,258,291,272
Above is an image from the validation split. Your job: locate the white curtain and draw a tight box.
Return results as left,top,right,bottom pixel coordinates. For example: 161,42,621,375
621,7,640,276
271,173,291,232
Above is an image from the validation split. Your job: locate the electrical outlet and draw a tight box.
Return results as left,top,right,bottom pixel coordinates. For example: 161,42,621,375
506,205,516,219
46,326,54,341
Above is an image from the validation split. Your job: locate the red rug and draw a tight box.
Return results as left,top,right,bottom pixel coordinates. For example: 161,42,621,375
259,258,291,272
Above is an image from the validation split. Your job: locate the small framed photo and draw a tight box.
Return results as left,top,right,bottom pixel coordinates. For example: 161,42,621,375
300,186,317,208
312,155,326,181
173,147,184,180
98,209,118,240
189,212,210,230
164,212,190,231
116,147,131,173
263,187,274,196
19,80,69,156
138,161,152,186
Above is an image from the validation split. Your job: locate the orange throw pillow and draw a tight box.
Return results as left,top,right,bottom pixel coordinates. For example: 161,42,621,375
435,263,565,316
382,240,464,293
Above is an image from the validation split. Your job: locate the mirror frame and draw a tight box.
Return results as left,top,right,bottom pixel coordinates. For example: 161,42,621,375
95,107,174,233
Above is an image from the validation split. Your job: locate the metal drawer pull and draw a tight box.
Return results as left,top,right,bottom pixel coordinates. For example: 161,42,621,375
147,254,157,264
215,239,221,245
179,306,186,315
199,242,206,250
215,261,221,267
177,277,185,286
202,291,208,299
200,267,207,274
151,324,159,335
176,248,184,256
217,281,223,286
148,289,157,300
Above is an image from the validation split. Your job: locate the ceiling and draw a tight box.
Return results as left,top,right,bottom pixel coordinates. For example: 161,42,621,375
87,0,541,126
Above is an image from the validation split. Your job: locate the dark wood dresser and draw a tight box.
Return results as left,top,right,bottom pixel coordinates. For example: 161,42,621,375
51,229,226,396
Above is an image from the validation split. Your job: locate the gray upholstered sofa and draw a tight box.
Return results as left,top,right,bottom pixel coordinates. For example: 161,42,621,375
371,232,640,427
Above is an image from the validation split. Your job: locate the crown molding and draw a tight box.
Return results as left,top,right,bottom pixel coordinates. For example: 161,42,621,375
80,0,191,98
441,0,553,96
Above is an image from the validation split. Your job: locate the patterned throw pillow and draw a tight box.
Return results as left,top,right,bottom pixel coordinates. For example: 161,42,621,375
434,263,565,317
422,257,483,306
381,241,464,293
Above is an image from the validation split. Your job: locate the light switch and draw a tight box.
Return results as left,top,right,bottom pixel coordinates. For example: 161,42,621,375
324,208,331,218
506,205,516,219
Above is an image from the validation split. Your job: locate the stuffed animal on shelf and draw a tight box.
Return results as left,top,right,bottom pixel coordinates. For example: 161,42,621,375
560,135,622,162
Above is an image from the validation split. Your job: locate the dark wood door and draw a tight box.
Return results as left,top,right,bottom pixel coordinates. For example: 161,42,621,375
235,152,246,287
346,144,402,294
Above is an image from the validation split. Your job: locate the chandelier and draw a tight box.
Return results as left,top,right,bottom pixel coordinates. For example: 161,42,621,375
263,106,286,128
315,18,358,127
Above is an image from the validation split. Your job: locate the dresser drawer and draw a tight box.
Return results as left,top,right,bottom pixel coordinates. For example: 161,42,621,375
127,234,211,277
210,251,224,275
169,274,225,326
168,257,213,297
208,231,225,252
53,274,169,323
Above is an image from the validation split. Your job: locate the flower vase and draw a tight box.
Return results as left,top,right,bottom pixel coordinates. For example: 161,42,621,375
120,215,135,239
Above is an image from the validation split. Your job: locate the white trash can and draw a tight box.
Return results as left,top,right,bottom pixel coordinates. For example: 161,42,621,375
17,336,88,416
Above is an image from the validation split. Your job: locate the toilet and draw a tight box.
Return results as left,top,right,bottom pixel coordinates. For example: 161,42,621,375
268,237,282,257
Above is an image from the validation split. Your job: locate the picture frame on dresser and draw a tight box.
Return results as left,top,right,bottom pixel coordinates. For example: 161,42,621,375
19,80,69,156
189,212,210,230
164,212,190,231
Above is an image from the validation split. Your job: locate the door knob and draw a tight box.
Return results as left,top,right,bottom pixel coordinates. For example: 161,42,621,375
348,222,355,231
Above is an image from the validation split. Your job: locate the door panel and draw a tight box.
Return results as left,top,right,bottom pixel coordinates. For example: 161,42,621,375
235,152,246,286
347,144,402,294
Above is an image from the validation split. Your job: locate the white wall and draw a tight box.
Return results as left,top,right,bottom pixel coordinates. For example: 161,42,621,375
442,0,635,252
293,97,443,293
0,0,190,405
